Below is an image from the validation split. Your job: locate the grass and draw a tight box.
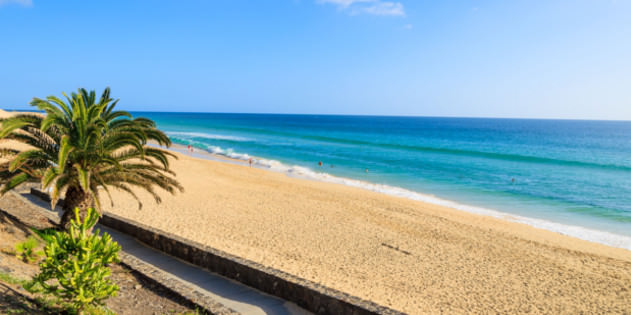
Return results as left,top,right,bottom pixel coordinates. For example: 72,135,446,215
0,271,93,314
0,272,52,314
14,236,43,263
83,305,116,315
0,271,26,286
30,228,57,244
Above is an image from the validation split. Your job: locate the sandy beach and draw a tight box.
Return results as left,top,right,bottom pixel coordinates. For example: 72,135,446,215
97,145,631,314
2,109,630,313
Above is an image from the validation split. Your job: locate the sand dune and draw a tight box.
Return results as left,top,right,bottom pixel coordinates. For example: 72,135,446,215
101,148,631,314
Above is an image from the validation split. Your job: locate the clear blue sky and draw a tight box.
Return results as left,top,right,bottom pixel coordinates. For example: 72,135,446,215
1,0,630,119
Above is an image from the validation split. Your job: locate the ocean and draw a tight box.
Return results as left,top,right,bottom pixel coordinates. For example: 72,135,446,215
136,112,631,249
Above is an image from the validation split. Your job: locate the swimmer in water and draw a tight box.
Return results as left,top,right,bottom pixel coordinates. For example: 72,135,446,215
318,161,322,167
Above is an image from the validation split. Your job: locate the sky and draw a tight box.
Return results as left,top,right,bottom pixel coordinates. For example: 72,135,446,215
1,0,630,120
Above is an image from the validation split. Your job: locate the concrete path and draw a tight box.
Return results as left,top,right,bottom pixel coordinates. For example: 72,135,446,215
98,225,312,315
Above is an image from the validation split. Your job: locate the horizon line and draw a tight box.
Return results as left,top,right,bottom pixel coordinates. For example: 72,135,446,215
4,108,631,123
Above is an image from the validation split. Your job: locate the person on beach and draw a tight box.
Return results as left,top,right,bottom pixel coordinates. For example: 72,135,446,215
187,145,191,154
249,157,253,167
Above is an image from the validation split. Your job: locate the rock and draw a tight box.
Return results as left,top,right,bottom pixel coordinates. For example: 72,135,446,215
134,284,142,290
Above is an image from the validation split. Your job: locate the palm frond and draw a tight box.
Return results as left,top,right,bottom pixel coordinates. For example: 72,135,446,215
0,87,182,219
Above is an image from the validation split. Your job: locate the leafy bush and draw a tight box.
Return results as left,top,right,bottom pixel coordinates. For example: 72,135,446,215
27,208,121,314
15,236,43,263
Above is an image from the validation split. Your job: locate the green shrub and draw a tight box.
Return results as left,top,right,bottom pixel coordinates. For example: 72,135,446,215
15,236,43,263
27,208,121,314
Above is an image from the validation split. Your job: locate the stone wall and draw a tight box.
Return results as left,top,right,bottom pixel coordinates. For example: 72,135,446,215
30,188,405,315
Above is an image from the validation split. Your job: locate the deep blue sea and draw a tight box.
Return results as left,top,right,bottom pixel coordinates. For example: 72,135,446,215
136,112,631,249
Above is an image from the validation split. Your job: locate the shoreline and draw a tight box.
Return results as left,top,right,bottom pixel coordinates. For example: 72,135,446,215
168,142,631,252
103,146,631,313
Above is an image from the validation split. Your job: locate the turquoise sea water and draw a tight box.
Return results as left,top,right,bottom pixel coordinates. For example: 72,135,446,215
137,112,631,248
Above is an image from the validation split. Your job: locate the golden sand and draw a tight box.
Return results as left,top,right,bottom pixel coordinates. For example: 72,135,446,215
100,147,631,314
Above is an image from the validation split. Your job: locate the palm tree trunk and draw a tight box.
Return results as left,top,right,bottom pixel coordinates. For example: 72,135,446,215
60,185,95,230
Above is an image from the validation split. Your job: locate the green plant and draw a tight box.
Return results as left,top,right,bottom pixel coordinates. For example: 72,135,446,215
83,305,116,315
33,296,58,314
15,236,43,263
0,87,183,229
27,208,121,314
0,270,26,285
31,228,57,244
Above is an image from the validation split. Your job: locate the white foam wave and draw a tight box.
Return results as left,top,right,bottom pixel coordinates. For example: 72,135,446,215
206,145,252,160
168,131,250,142
202,145,631,251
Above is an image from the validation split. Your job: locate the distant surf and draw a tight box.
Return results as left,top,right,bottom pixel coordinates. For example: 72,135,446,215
166,131,251,142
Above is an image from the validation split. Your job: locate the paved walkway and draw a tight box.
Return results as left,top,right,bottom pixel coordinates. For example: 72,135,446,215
99,225,311,315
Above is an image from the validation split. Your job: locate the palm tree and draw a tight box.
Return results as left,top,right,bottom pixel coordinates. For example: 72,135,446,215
0,87,183,229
